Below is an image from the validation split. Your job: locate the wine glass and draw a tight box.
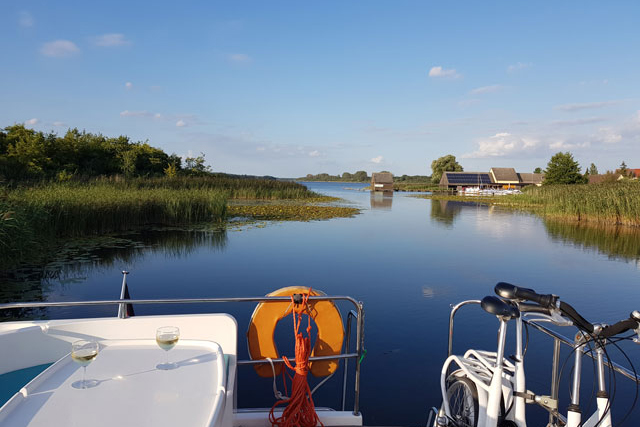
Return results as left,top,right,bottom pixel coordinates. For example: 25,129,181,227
71,340,99,389
156,326,180,370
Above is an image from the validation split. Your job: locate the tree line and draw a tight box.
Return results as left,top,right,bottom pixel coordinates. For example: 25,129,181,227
0,124,211,182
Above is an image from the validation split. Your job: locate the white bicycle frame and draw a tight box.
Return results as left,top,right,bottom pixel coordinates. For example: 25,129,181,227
433,300,631,427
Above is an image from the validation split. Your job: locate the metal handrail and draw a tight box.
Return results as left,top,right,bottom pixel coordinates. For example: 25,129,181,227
525,319,640,384
447,299,639,382
0,293,366,415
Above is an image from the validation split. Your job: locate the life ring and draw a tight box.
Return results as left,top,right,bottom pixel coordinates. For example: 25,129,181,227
247,286,344,378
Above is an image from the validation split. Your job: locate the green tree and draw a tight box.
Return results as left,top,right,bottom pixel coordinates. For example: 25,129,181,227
618,161,630,177
353,170,368,182
588,163,598,175
184,153,212,176
430,154,463,184
341,172,353,181
533,167,543,174
543,152,587,185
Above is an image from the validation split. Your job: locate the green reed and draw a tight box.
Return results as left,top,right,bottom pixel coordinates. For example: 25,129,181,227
508,182,640,226
7,183,228,236
92,176,320,200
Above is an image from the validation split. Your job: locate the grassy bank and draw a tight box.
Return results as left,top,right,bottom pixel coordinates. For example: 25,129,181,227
418,182,640,226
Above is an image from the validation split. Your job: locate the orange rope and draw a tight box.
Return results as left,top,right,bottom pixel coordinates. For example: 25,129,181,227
269,292,323,427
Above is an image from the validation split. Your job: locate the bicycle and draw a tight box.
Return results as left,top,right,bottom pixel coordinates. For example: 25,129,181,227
428,282,640,427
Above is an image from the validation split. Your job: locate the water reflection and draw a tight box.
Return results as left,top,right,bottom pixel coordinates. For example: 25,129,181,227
370,192,393,210
429,199,478,227
0,227,228,315
544,220,640,262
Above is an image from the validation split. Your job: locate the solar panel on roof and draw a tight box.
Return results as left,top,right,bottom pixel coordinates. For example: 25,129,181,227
445,173,492,184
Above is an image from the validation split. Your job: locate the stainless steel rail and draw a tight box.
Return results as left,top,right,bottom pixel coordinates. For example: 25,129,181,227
525,320,640,384
0,293,365,415
446,299,639,384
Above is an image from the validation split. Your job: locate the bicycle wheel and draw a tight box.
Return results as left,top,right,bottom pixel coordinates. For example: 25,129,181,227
445,375,479,427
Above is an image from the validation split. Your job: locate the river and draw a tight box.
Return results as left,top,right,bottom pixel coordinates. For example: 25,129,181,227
1,181,639,425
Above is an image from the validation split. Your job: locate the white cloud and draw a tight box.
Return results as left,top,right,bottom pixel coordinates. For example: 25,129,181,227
594,127,622,144
371,155,384,164
92,33,131,47
469,84,502,95
309,150,320,157
555,101,619,112
25,118,39,125
549,140,590,150
125,82,133,90
120,110,152,117
463,132,540,158
428,66,461,79
40,40,80,58
176,120,187,127
507,62,532,73
154,113,162,119
53,121,66,127
229,53,251,63
19,11,34,27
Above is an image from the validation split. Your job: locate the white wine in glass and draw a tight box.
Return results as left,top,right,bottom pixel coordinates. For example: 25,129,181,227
71,340,99,389
156,326,180,370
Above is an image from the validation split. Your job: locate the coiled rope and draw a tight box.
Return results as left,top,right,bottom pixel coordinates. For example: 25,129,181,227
269,292,323,427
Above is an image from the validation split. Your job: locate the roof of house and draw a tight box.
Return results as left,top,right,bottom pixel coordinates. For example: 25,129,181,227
371,172,393,183
441,172,492,185
490,167,519,182
517,173,544,184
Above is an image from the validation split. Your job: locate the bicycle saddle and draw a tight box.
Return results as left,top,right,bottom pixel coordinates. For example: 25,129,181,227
481,296,520,319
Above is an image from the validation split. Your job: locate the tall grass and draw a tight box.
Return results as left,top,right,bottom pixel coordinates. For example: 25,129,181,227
6,183,228,236
93,175,320,200
511,182,640,226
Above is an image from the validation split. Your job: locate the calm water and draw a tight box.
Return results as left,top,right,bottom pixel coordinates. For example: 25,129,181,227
2,181,640,425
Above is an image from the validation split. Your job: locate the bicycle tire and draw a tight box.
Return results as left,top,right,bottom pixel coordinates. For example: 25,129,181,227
445,374,479,427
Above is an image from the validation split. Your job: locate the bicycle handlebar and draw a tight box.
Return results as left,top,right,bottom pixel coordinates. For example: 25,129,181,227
494,282,557,307
599,317,640,339
558,301,595,334
495,282,594,334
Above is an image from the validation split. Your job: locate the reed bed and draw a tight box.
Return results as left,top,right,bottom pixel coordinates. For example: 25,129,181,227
508,182,640,226
7,183,228,236
94,176,320,200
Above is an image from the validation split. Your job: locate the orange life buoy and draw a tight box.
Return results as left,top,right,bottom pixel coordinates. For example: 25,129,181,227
247,286,344,378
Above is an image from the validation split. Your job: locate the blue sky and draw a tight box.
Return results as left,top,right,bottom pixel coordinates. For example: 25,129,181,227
2,1,639,177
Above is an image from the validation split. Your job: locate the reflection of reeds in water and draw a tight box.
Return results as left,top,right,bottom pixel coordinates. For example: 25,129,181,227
0,227,228,319
544,219,640,262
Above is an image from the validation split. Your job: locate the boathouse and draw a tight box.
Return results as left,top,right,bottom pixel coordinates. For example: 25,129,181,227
371,172,394,192
439,169,543,191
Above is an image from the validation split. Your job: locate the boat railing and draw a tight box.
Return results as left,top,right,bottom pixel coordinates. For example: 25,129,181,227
447,299,639,382
0,293,365,416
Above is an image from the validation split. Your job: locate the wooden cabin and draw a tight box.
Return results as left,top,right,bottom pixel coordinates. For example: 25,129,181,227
371,172,394,192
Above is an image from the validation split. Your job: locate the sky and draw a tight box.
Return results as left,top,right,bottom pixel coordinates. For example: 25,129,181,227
1,1,639,177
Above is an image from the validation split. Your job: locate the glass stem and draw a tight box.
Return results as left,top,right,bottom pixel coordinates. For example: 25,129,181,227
166,350,169,365
82,366,87,389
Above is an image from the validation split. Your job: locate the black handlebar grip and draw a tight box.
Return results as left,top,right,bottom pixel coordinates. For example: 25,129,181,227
518,302,552,315
599,319,640,339
512,287,556,308
559,301,594,334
